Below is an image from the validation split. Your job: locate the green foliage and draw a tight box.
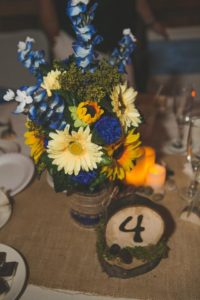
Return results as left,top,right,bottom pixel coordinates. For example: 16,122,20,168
40,153,110,194
88,173,109,192
41,154,72,193
60,60,122,102
35,158,46,178
125,241,169,262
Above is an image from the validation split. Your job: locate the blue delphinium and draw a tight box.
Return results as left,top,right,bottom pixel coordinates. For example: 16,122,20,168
93,116,122,145
14,35,66,130
4,84,66,130
17,37,47,78
67,0,103,71
109,29,137,73
28,91,67,130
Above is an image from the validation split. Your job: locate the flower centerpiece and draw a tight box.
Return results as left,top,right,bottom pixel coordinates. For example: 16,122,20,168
3,0,143,226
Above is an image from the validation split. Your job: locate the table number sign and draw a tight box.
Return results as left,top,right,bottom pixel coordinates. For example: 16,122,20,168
106,206,165,249
97,194,172,278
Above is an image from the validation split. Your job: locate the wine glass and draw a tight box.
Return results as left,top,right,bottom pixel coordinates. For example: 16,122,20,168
180,116,200,204
171,86,195,151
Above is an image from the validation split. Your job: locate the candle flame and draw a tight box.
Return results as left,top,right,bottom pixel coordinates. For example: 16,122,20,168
191,89,196,98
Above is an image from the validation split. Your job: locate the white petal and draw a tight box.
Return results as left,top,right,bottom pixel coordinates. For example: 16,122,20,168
3,89,15,101
26,95,33,104
123,28,136,42
71,0,89,5
17,41,26,51
15,102,26,113
26,36,35,43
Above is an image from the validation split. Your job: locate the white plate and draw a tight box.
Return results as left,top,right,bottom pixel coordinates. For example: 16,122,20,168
0,153,35,196
0,243,27,300
0,205,11,229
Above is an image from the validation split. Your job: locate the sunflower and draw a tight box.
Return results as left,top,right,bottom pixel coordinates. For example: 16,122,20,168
24,122,45,163
110,82,141,131
101,129,143,180
47,126,103,175
76,101,104,124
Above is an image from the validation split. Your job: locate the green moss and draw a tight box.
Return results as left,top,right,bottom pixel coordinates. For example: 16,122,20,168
59,60,122,102
96,217,169,262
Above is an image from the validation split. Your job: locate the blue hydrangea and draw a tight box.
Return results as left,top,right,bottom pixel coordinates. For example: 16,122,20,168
71,170,97,185
94,116,122,145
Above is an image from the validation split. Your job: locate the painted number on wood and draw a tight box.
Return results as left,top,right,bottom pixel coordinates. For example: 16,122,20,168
119,215,145,243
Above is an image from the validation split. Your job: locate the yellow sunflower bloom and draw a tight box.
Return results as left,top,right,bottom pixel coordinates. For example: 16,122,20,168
47,126,103,175
110,82,141,131
41,69,61,97
102,129,143,180
76,101,104,124
24,123,45,163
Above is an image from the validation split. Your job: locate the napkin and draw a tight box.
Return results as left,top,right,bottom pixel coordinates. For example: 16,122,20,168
0,190,12,229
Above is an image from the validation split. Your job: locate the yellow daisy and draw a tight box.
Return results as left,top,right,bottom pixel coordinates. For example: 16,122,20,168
110,82,141,131
47,126,103,175
101,129,143,180
24,122,45,163
41,69,61,97
76,101,104,124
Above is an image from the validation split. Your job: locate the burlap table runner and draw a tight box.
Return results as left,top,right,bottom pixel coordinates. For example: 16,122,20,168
0,155,200,300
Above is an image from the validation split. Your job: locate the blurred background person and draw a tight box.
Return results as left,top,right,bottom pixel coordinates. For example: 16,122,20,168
37,0,168,91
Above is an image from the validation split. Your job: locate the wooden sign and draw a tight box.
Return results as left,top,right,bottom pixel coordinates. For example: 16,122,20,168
106,205,165,248
97,193,174,278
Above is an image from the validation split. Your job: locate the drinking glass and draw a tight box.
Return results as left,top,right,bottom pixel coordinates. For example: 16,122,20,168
172,86,194,150
180,117,200,203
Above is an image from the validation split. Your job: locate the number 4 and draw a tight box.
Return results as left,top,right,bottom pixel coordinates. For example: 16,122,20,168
119,215,145,243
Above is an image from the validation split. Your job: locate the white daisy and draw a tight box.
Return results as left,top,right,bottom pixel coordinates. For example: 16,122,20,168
110,83,141,131
47,126,103,175
41,70,61,97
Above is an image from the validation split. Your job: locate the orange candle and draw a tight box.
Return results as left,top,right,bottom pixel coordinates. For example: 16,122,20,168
125,146,156,186
145,163,166,191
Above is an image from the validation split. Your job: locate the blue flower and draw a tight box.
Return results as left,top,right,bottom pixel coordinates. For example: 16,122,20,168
94,116,122,145
109,29,137,73
67,0,103,71
17,37,47,77
23,86,66,130
71,170,97,185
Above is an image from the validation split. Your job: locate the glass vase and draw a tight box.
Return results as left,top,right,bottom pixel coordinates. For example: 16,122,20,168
68,185,115,229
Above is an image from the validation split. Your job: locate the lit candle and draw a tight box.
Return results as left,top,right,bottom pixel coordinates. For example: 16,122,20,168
145,163,166,191
125,146,156,186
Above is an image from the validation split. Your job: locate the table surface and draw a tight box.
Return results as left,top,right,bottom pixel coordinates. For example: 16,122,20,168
0,97,200,300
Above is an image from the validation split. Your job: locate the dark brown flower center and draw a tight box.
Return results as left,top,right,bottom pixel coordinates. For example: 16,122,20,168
113,144,125,160
84,105,96,117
